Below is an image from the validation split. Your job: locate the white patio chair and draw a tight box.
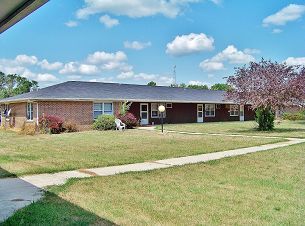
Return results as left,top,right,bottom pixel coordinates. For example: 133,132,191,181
115,118,126,131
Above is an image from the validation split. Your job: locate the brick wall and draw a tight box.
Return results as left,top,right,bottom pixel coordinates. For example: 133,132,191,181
38,101,93,130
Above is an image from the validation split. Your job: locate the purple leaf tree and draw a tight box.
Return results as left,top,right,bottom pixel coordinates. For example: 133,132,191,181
226,59,305,130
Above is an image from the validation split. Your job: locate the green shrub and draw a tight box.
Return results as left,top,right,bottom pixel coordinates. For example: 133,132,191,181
255,107,275,131
282,112,305,121
93,115,115,131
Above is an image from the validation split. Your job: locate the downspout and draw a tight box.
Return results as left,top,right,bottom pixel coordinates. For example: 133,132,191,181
36,102,39,126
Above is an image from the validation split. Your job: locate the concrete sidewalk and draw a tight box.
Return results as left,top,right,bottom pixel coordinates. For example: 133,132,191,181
1,137,304,222
21,138,304,188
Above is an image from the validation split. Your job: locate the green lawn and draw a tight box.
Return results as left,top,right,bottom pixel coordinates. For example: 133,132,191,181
3,142,305,225
0,129,282,177
157,120,305,138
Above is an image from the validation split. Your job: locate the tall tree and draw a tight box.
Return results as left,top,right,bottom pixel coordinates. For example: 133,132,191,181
0,72,38,99
211,83,230,91
226,59,305,130
147,81,157,86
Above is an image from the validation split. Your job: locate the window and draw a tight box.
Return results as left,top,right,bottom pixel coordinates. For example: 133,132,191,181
166,103,172,109
230,105,239,116
93,102,113,119
151,103,166,118
26,103,33,121
205,104,215,117
151,103,159,118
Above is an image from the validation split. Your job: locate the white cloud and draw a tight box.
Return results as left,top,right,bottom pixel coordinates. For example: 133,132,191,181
200,60,224,71
244,48,261,55
166,33,214,56
124,41,152,50
188,80,209,86
99,14,119,28
272,28,283,34
76,0,208,19
36,73,58,82
38,59,63,70
284,57,305,66
117,70,173,85
65,20,78,27
87,51,127,64
79,64,99,74
263,4,305,27
67,75,82,80
15,55,38,65
59,62,79,74
199,45,255,71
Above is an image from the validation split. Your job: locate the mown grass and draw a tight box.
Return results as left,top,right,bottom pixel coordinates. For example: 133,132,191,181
0,129,282,177
3,142,305,225
157,120,305,138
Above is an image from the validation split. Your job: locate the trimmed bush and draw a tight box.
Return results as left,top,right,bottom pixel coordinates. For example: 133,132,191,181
39,115,64,134
118,112,138,128
21,122,37,135
63,121,78,133
282,112,305,121
255,107,275,131
93,115,115,131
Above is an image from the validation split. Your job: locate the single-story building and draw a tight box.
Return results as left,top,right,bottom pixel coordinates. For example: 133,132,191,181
0,81,255,130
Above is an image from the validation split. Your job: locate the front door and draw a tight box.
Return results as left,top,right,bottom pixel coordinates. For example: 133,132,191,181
240,105,245,121
140,103,149,125
197,104,204,123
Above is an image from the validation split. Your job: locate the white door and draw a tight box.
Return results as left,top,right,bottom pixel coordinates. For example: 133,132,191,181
140,103,149,125
240,105,245,121
197,104,204,123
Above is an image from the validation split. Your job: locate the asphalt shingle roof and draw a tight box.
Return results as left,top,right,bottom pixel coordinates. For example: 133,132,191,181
0,81,234,104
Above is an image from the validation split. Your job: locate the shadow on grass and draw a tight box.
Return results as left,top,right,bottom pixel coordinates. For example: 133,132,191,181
0,167,116,226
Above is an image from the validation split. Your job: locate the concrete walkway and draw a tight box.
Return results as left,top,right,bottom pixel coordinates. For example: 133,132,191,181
1,136,304,222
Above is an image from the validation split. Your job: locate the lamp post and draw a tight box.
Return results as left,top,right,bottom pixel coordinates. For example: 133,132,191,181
158,105,165,133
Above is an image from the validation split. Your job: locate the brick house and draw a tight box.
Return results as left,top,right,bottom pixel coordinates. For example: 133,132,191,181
0,81,254,130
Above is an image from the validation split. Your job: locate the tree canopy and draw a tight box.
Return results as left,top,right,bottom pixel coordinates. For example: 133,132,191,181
0,72,38,99
226,59,305,111
211,83,231,91
147,81,157,86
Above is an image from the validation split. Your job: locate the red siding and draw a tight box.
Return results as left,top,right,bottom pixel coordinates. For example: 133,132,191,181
128,102,255,124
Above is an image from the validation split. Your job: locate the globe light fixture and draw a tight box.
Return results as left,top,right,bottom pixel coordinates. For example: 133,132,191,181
158,105,165,133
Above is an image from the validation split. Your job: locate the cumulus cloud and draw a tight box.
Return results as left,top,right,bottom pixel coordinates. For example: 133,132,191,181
263,4,305,27
76,0,208,19
284,57,305,66
15,55,38,65
38,59,63,70
199,45,255,71
99,14,119,28
124,41,152,50
36,73,58,82
166,33,214,56
87,51,127,64
65,20,78,27
200,60,224,71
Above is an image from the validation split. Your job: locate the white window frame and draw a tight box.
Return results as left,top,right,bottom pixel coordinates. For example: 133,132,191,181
205,104,215,117
230,104,239,117
151,103,159,118
26,102,34,121
166,103,172,109
151,103,166,118
93,102,114,119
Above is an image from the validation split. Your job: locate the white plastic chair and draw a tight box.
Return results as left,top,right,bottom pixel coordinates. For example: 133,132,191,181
115,118,126,131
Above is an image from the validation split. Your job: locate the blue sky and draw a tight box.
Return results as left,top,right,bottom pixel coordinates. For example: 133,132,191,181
0,0,305,87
